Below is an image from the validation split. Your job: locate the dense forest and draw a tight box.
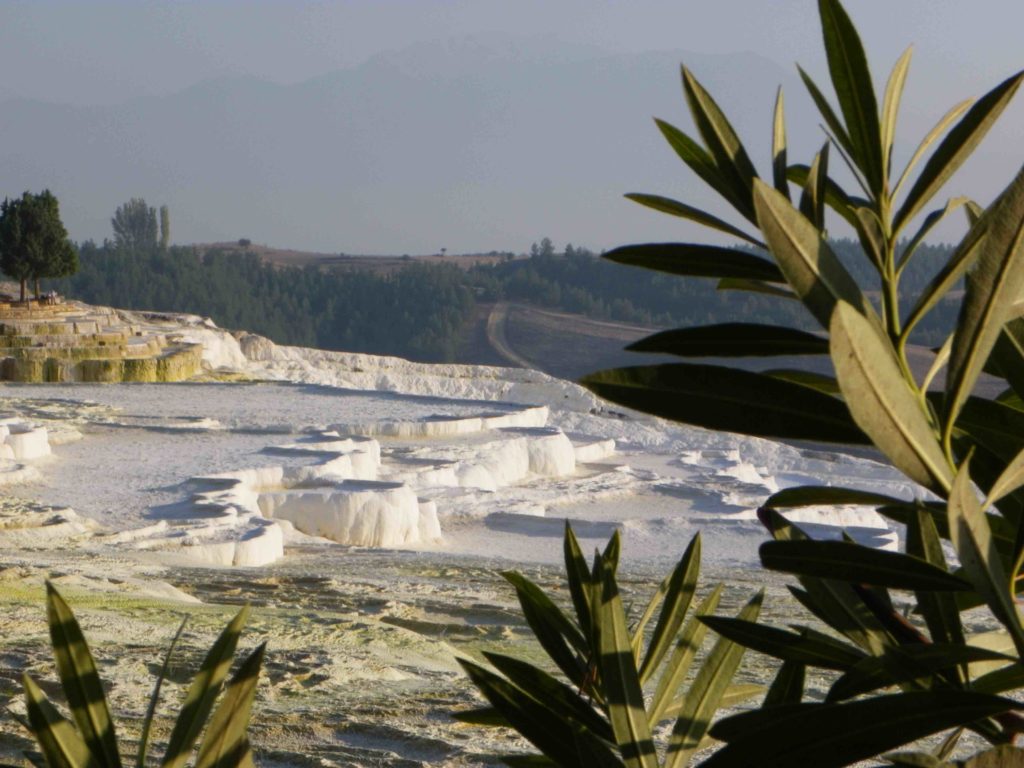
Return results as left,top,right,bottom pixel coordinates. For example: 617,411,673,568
58,238,960,363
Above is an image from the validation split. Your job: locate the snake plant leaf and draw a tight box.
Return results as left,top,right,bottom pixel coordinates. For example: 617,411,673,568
818,0,884,196
945,163,1024,438
563,523,594,646
161,605,250,768
663,591,763,768
787,164,866,229
637,534,700,685
23,674,98,768
502,571,588,685
137,618,188,768
830,301,953,493
623,195,763,247
948,460,1024,656
906,505,965,649
582,363,868,443
482,652,614,741
759,539,972,591
763,662,805,708
654,119,752,217
603,241,782,282
648,585,723,726
194,642,266,768
897,197,969,273
894,71,1023,234
797,66,856,166
715,277,798,299
764,486,907,509
680,66,759,223
596,557,658,768
752,179,874,330
697,616,863,671
826,644,1011,703
626,323,828,358
704,691,1017,768
772,88,789,199
45,582,121,768
800,143,830,232
881,47,913,183
459,659,615,767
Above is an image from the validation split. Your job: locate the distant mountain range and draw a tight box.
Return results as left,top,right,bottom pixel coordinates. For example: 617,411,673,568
0,36,1016,253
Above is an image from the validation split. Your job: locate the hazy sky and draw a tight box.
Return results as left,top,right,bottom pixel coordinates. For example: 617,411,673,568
1,1,1022,252
3,1,1021,105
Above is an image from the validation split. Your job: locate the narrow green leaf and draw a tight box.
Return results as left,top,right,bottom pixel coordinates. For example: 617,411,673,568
963,746,1024,767
948,460,1024,656
989,318,1024,400
881,47,913,183
897,197,969,273
901,206,992,341
799,143,830,232
627,323,828,358
604,241,782,281
637,534,700,685
582,363,868,443
760,539,971,591
502,571,588,686
162,605,250,768
46,582,121,768
763,369,841,395
921,335,953,395
934,727,964,762
945,163,1024,440
906,505,965,649
649,585,723,726
885,753,953,768
715,277,798,299
752,178,876,330
854,206,886,271
985,447,1024,509
797,66,856,166
704,691,1017,768
624,194,763,247
138,619,188,768
818,0,884,195
596,558,658,768
483,652,613,742
563,523,593,648
654,118,752,217
451,707,508,727
763,662,805,708
698,616,863,670
831,301,953,492
787,164,865,229
826,644,1010,702
772,88,789,200
681,66,759,223
23,674,98,768
894,71,1023,234
194,642,265,768
765,486,906,509
664,591,763,768
459,659,614,767
893,100,973,203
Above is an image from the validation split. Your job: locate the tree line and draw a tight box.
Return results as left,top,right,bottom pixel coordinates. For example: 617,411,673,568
58,234,961,364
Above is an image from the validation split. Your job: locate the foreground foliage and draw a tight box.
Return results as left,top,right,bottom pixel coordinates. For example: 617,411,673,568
571,0,1024,764
458,524,763,767
19,583,263,768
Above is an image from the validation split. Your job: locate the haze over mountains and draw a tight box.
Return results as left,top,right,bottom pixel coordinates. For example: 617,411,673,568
1,35,1019,253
